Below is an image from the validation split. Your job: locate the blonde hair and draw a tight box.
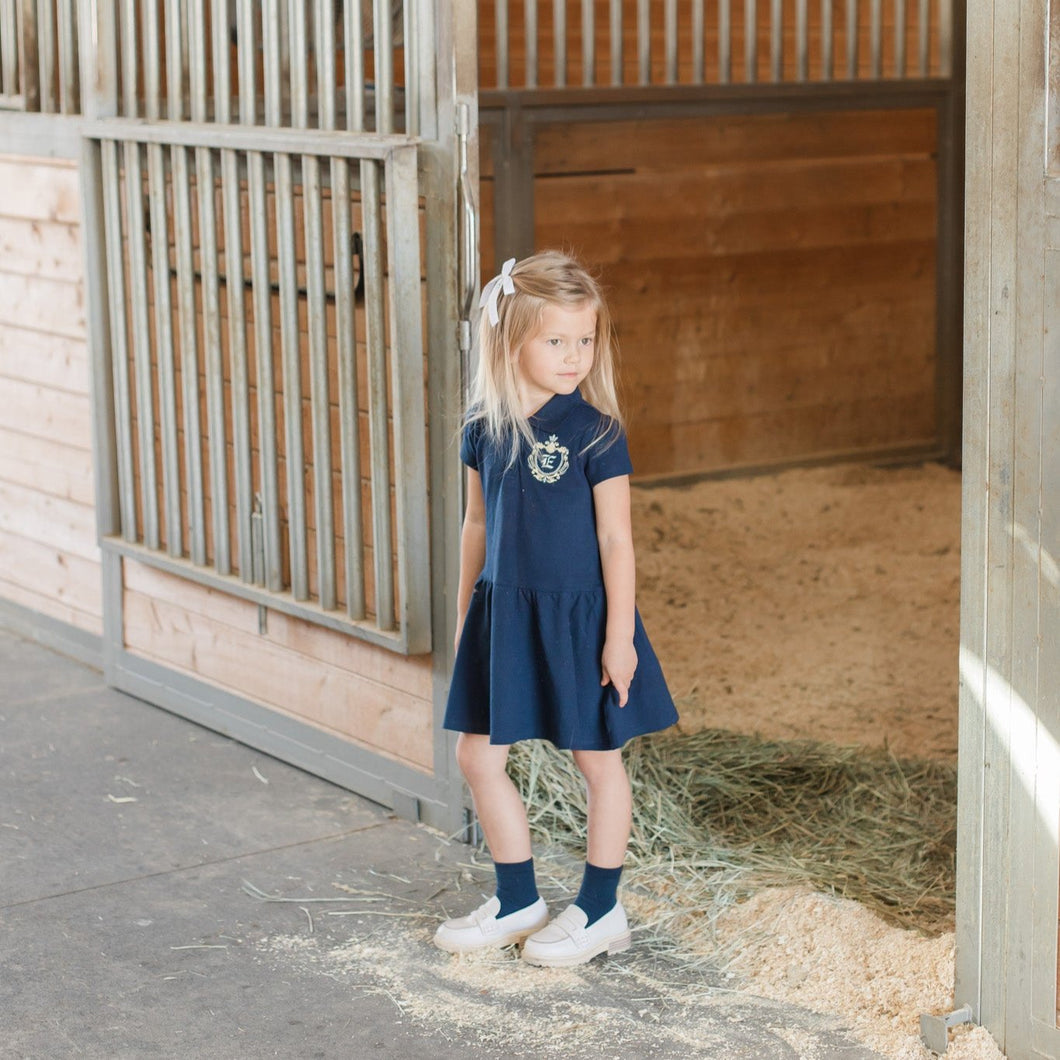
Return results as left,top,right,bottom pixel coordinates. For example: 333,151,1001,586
467,250,624,466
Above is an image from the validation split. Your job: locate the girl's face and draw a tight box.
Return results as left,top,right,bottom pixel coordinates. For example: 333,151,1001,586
513,301,597,415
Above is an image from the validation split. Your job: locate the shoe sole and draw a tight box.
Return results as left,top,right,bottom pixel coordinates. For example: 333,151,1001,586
520,931,632,968
433,916,550,955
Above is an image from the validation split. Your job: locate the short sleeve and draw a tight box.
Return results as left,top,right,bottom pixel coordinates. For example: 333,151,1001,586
584,424,633,486
459,419,481,469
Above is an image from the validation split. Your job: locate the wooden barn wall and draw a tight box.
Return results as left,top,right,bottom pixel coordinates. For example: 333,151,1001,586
481,106,939,477
0,155,103,634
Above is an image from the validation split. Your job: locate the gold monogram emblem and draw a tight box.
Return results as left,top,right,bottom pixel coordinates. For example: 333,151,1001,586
528,434,570,484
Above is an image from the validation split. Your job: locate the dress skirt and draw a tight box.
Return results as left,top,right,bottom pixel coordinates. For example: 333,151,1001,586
443,578,679,751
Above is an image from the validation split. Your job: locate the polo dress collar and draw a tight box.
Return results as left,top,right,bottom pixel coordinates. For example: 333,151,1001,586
529,389,583,429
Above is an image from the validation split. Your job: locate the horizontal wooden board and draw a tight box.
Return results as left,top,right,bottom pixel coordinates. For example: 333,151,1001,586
0,530,103,620
0,375,93,447
0,324,89,393
0,426,96,506
0,215,82,282
0,573,103,636
122,565,433,772
0,270,85,339
0,157,80,225
0,481,100,563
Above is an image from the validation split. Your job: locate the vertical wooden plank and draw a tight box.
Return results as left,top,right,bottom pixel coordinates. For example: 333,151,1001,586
247,150,282,589
303,152,335,610
361,157,394,629
331,157,365,619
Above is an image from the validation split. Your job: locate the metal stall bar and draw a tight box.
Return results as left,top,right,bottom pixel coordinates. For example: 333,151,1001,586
1,0,17,101
173,140,207,566
553,0,566,88
247,150,282,590
719,0,731,82
331,156,365,619
526,0,538,88
745,0,757,82
262,0,280,125
691,0,704,82
664,0,676,84
636,0,649,84
845,0,858,78
917,0,929,76
100,140,137,541
210,0,230,123
374,0,393,133
938,0,952,77
383,144,429,652
608,0,620,86
56,0,76,112
118,0,137,115
123,141,159,549
796,0,808,80
16,0,38,111
316,0,336,131
869,0,882,78
36,0,54,111
821,0,834,79
895,0,907,76
146,142,183,557
288,0,307,127
275,150,309,599
582,0,594,86
166,0,183,119
303,152,336,611
360,158,394,629
236,0,255,123
770,0,783,80
495,0,508,89
344,0,364,131
142,0,160,118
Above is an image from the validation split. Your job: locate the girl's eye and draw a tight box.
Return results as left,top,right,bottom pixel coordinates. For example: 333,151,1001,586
547,338,561,346
581,337,594,346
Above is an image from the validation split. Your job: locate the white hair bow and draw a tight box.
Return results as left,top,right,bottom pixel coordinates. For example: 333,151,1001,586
479,257,517,326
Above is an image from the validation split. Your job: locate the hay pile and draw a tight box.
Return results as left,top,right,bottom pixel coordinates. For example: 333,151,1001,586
509,729,957,940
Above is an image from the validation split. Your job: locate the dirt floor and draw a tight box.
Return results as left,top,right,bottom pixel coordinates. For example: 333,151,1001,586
634,461,963,760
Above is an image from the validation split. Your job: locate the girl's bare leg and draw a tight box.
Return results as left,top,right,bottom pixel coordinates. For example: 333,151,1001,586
455,733,533,863
571,748,632,867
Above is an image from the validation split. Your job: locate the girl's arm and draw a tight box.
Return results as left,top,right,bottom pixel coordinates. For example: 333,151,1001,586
593,474,638,707
454,467,487,654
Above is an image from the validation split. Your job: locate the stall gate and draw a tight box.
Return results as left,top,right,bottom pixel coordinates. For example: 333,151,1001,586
75,0,477,832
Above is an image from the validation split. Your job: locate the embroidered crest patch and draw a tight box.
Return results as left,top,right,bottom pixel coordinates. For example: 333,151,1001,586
528,434,570,483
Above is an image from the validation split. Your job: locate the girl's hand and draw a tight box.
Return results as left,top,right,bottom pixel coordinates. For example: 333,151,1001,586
601,639,638,707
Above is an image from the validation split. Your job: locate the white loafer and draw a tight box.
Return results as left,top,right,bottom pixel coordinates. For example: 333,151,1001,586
433,895,550,954
521,902,631,967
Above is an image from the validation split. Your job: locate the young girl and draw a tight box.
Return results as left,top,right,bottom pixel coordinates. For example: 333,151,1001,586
434,251,678,967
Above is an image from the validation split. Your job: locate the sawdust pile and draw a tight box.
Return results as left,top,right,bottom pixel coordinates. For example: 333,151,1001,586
633,461,962,760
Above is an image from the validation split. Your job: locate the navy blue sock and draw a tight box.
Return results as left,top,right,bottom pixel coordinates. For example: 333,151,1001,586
494,857,539,917
574,862,623,926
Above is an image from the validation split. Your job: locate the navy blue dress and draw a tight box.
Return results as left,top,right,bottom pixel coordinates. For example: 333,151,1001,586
443,389,679,750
